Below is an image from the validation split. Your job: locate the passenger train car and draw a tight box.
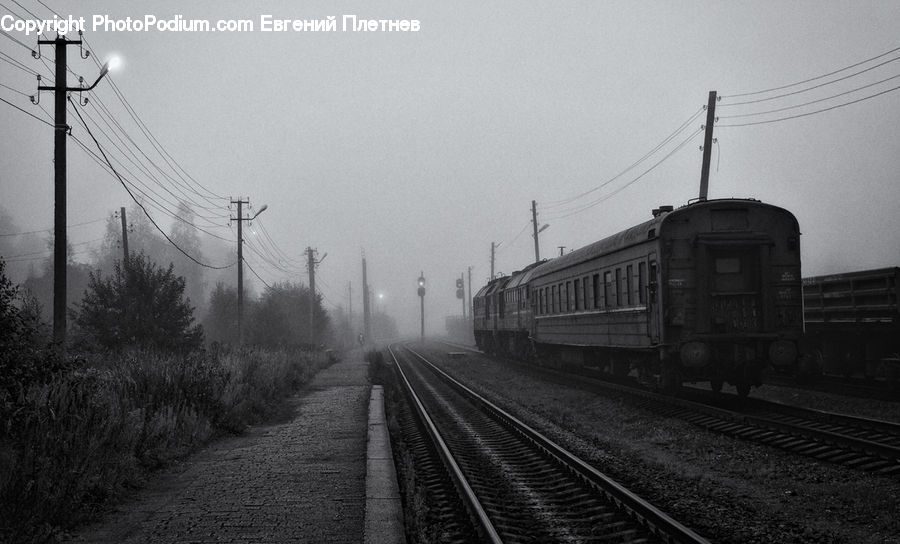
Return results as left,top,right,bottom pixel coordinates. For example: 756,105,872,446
473,198,803,396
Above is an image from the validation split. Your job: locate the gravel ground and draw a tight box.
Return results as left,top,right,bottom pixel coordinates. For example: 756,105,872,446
734,382,900,423
419,346,900,544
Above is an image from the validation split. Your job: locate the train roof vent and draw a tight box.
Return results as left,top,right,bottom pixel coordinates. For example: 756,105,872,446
652,205,673,218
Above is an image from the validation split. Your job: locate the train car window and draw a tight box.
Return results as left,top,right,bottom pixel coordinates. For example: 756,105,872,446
626,265,633,306
583,276,590,309
551,285,557,314
592,273,600,308
564,282,571,312
604,271,612,308
638,262,646,304
648,261,658,303
574,279,581,311
615,269,622,307
716,257,741,274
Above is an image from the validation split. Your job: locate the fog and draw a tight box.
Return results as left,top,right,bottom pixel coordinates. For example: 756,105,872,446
2,1,900,338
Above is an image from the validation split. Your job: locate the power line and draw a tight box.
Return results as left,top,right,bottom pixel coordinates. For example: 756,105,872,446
721,54,900,107
542,106,705,209
0,93,53,126
719,72,900,119
545,127,703,220
0,50,41,75
0,27,34,51
0,80,30,96
0,217,105,237
725,45,900,98
242,257,272,290
717,84,900,127
69,97,235,270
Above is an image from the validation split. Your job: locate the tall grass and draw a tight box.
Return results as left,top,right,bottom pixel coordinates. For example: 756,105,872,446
0,347,332,543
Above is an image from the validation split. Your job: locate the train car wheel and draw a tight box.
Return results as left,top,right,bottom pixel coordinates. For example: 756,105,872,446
710,379,723,393
736,380,751,397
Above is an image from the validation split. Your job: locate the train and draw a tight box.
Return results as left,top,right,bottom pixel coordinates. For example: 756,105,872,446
473,198,803,396
798,266,900,386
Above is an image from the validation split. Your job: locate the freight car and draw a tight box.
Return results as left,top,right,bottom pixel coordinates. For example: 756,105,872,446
473,198,803,396
799,267,900,385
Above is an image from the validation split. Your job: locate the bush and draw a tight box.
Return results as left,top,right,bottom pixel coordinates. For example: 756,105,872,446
0,347,331,542
71,253,202,351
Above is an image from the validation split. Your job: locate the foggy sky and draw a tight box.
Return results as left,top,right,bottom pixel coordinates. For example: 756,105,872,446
2,1,900,337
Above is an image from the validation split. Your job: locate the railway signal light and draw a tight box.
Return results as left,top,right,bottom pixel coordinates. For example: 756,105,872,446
456,277,464,299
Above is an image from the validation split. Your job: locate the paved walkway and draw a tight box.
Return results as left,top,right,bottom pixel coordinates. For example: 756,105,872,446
68,358,373,544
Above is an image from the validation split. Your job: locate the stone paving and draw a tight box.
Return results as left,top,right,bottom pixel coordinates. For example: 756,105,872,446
67,358,370,544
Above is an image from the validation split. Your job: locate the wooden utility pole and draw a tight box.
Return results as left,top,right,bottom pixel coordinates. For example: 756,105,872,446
467,266,472,319
230,199,268,344
119,206,129,261
490,242,496,279
699,90,718,201
231,198,247,343
306,247,326,347
532,200,540,263
348,281,353,338
37,36,112,351
362,255,371,343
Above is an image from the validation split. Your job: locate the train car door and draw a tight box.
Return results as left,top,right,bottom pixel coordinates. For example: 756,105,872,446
647,255,660,343
705,248,762,334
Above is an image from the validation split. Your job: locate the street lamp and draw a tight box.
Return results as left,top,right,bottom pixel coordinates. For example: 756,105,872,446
417,272,426,340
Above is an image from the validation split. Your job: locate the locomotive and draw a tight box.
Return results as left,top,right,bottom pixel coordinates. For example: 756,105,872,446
473,198,803,396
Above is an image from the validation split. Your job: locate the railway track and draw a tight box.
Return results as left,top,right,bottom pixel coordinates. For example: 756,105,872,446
765,371,899,402
433,341,900,476
388,343,710,543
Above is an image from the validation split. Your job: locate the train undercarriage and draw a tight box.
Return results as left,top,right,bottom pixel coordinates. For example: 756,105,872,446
475,330,769,396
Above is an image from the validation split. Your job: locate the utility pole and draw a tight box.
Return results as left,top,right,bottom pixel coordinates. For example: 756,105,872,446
348,281,353,339
362,255,371,343
699,90,718,201
232,198,246,344
417,272,426,340
532,200,540,263
490,242,497,279
467,266,472,320
306,247,327,347
36,36,112,350
119,206,129,262
230,198,268,344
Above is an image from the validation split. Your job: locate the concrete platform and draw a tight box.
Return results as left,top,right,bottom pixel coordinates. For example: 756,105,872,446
65,356,405,544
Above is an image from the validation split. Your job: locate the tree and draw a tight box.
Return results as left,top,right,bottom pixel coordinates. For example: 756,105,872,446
0,258,62,411
72,253,203,351
245,282,330,348
203,282,238,344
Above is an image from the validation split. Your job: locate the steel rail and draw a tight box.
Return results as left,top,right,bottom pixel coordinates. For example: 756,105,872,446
404,344,710,544
387,344,502,544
